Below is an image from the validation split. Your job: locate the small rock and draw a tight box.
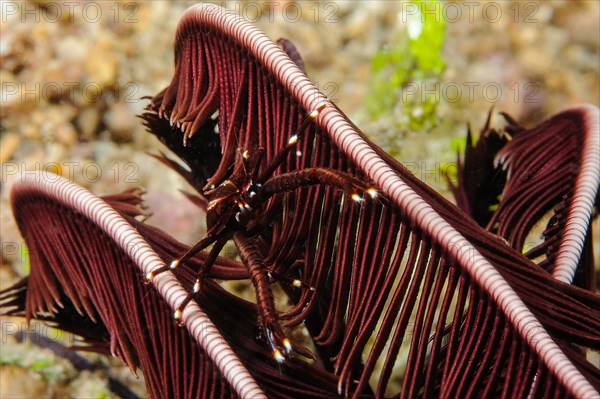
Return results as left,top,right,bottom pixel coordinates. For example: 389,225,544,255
0,365,49,398
56,36,88,63
53,123,78,145
77,107,101,140
69,370,112,399
104,102,136,142
0,133,21,162
20,124,40,141
85,40,119,89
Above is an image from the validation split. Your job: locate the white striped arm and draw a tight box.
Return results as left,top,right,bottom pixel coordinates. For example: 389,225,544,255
177,4,599,398
11,171,266,399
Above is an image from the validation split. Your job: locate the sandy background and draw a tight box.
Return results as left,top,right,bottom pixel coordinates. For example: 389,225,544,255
1,1,598,397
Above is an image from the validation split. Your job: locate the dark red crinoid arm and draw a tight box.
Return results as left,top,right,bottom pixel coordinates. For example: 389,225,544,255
138,4,599,398
2,172,351,398
450,106,599,289
5,3,599,398
492,106,599,285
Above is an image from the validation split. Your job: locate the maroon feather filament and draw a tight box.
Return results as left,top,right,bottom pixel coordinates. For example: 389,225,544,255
176,4,599,397
11,171,266,399
318,106,599,399
488,105,599,286
277,37,307,75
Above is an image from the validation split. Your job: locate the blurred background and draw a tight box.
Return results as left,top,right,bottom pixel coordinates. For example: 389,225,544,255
1,1,598,397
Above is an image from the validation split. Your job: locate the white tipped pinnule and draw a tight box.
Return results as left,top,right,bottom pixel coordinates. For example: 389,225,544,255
367,188,378,199
169,259,180,269
174,309,183,320
273,349,285,363
310,102,329,119
351,193,363,203
288,134,298,145
283,338,292,353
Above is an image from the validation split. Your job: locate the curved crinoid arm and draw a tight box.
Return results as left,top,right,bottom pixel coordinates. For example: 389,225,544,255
140,3,600,398
491,105,599,286
450,106,599,288
2,171,354,398
6,171,266,399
